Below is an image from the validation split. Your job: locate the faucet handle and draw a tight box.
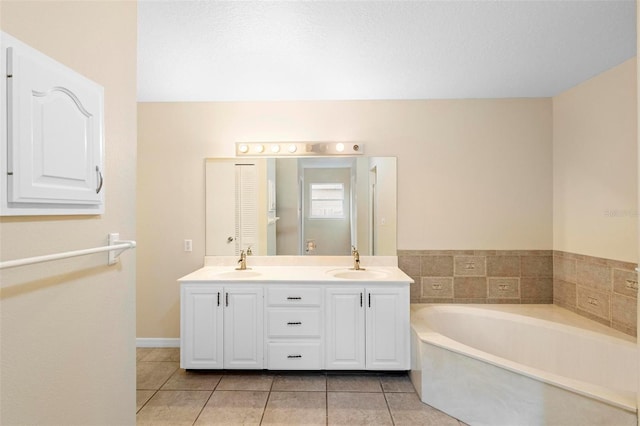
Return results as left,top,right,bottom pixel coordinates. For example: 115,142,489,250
246,245,253,256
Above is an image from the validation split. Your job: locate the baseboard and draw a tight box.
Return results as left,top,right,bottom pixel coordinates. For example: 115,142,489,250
136,338,180,348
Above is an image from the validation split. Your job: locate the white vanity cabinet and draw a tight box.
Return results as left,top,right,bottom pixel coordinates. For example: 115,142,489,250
325,286,409,370
180,284,263,369
179,267,411,372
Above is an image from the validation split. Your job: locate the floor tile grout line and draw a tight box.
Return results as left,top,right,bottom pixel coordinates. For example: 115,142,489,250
136,389,159,415
190,378,219,426
382,390,396,426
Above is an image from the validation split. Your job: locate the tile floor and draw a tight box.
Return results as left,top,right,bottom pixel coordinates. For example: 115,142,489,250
137,348,466,425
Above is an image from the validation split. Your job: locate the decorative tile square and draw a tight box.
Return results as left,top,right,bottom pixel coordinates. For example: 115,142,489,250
398,255,421,277
576,287,610,320
611,294,637,331
421,277,454,298
521,256,552,278
553,279,576,309
576,261,612,292
454,256,486,277
420,255,453,277
487,256,520,277
453,277,487,299
487,278,520,299
520,277,553,300
613,269,638,298
553,256,577,283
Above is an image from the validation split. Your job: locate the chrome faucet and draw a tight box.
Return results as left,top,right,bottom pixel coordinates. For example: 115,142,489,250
236,250,248,270
351,246,365,271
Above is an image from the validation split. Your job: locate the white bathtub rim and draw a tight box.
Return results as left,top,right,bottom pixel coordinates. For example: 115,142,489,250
411,304,636,345
411,305,637,413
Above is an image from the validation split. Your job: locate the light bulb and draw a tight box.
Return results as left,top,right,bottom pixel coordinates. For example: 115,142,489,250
271,144,281,153
288,144,297,153
336,143,345,152
254,144,265,153
238,144,249,153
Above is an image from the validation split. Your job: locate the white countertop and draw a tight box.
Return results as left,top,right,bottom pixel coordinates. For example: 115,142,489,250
178,265,414,284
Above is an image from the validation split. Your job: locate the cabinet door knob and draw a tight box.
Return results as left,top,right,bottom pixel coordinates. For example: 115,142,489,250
227,236,234,243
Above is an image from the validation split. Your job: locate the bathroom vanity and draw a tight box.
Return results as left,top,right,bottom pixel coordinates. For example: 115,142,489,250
178,257,412,371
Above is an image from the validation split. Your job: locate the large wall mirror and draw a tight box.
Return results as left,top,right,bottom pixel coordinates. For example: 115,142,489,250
205,157,397,256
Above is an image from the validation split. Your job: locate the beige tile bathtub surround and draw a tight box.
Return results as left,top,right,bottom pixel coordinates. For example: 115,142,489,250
399,250,553,305
553,251,637,336
399,249,637,337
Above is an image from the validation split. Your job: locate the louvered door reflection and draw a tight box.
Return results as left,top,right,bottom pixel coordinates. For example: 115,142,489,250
234,164,258,255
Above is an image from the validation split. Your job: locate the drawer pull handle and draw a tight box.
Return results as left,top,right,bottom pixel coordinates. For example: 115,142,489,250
287,297,302,300
287,355,302,359
287,321,302,325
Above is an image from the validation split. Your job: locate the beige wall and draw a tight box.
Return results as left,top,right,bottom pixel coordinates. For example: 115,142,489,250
0,2,137,425
137,99,553,337
553,58,638,263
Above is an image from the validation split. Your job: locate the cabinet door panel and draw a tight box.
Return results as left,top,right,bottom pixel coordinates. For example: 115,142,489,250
325,288,365,369
224,288,263,369
2,33,104,214
366,287,409,370
181,286,223,369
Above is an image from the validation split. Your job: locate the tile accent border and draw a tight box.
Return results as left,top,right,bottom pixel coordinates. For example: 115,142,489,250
553,251,637,337
398,249,637,337
398,250,553,305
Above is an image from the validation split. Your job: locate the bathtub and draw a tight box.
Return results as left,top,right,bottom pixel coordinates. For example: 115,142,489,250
410,304,637,426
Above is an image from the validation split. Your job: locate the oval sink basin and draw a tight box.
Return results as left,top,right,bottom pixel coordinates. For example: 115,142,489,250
329,269,389,280
215,270,262,279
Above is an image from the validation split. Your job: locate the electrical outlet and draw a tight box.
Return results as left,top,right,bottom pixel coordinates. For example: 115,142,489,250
184,239,193,252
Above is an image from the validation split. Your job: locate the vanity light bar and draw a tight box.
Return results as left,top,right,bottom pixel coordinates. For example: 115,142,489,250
235,142,364,157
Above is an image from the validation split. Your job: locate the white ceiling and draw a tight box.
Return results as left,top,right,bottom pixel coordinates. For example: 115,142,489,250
137,0,636,102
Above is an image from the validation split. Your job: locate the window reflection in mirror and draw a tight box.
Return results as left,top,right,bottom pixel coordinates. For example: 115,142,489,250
205,157,396,256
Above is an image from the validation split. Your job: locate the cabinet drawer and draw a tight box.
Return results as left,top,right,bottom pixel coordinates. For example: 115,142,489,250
267,309,321,337
267,342,322,370
267,287,321,307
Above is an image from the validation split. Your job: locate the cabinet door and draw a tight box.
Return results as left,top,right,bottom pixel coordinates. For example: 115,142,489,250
365,287,409,370
224,287,264,369
2,32,104,215
181,286,224,369
325,288,365,369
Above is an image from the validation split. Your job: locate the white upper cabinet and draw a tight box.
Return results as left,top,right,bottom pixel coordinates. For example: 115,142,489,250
1,32,104,215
